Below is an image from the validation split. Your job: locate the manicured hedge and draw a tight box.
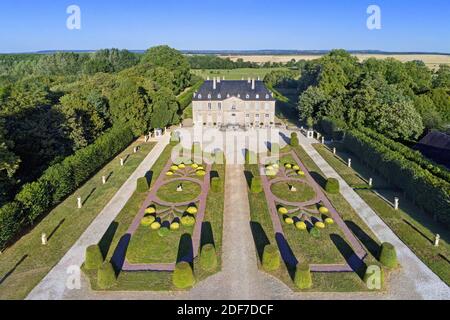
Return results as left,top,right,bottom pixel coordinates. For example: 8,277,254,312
211,176,222,193
172,261,195,289
379,242,398,269
97,262,117,289
250,177,263,193
0,125,135,250
85,244,104,270
325,178,339,194
136,176,150,193
200,244,218,271
344,129,450,226
262,244,280,271
290,132,299,147
320,117,345,140
294,262,312,289
177,79,203,111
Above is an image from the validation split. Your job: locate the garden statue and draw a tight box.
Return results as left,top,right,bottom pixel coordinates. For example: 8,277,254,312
177,184,183,192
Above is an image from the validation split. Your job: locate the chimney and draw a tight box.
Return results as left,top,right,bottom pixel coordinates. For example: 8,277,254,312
251,78,255,90
213,77,217,90
217,77,221,83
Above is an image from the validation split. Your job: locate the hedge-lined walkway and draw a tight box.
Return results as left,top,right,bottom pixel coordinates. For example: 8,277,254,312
119,159,211,272
26,134,171,300
260,150,367,272
298,133,450,299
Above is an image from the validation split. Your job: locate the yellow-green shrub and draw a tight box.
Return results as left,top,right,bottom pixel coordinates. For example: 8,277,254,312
186,206,198,214
284,217,294,225
325,218,334,225
97,262,116,289
141,215,156,226
172,262,195,289
85,244,103,270
278,207,288,214
262,244,280,271
295,221,307,230
315,222,325,229
294,262,312,289
150,221,161,230
200,244,218,271
170,222,180,230
181,215,196,226
379,242,398,268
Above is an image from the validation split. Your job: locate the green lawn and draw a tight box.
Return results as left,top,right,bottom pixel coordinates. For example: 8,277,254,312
313,143,450,286
0,141,156,299
156,181,202,203
192,68,288,80
83,147,225,290
271,181,316,203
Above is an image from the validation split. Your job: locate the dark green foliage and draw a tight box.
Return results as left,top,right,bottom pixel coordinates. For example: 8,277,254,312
85,244,104,270
97,262,116,289
250,177,263,193
200,244,218,271
309,227,321,238
325,178,340,194
136,176,149,193
211,176,222,193
157,227,170,237
16,180,52,224
343,128,450,226
290,132,299,147
177,78,203,111
262,244,280,271
0,202,23,249
294,262,312,289
172,261,195,289
320,117,345,140
379,242,398,268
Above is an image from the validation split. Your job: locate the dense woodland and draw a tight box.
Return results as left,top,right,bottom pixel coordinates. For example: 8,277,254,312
0,46,193,207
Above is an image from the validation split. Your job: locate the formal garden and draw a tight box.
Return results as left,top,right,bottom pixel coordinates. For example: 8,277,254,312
245,134,397,291
82,141,225,290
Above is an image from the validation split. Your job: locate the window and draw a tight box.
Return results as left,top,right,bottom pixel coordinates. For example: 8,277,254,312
246,94,250,99
246,114,250,118
232,105,236,110
198,94,202,99
208,94,211,99
208,103,212,110
256,94,260,99
255,114,260,118
265,94,270,99
218,102,222,110
265,114,269,118
218,94,221,99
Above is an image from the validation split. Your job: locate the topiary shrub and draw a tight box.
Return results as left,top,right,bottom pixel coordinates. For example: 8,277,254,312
136,176,149,193
310,227,321,238
315,222,325,229
319,206,329,214
278,207,288,215
284,217,294,225
200,244,218,271
97,262,116,289
85,244,103,270
145,206,156,214
325,178,339,194
150,221,161,230
295,221,307,230
186,206,198,214
158,227,170,237
294,262,312,289
250,177,263,193
290,132,299,147
166,171,174,176
141,215,156,226
211,176,222,193
181,215,196,227
379,242,398,268
172,261,195,289
196,170,206,177
262,244,280,271
324,217,334,225
170,222,180,231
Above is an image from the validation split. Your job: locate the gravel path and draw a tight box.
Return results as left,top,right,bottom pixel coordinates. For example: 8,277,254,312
298,134,450,300
26,134,170,300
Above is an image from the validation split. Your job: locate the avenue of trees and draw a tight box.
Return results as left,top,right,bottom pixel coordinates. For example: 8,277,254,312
295,50,450,140
0,46,195,247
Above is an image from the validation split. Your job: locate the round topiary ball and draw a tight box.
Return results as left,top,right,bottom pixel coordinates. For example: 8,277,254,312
285,163,292,169
178,164,186,169
196,170,206,177
191,163,199,169
186,206,198,214
150,221,161,230
200,244,218,271
310,227,321,238
145,206,156,214
379,242,398,268
170,222,180,231
170,165,179,171
294,262,312,289
324,217,334,225
315,222,325,229
295,221,307,230
297,171,305,176
97,262,116,289
278,207,288,214
319,207,329,214
141,215,156,226
285,217,294,225
292,165,300,171
181,215,196,227
262,244,280,271
166,171,174,176
172,261,195,289
85,245,103,270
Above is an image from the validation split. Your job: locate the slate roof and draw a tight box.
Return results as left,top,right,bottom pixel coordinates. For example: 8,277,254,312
414,131,450,169
193,80,275,101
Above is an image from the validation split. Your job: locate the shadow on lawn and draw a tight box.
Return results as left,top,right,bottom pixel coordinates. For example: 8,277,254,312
330,234,366,279
99,221,119,258
250,221,270,263
244,170,254,189
345,220,380,259
200,222,215,248
177,233,194,266
0,255,28,285
111,233,131,274
309,172,327,189
47,218,65,242
275,232,298,280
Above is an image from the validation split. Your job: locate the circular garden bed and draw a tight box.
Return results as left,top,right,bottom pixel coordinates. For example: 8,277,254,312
270,180,316,203
156,180,202,203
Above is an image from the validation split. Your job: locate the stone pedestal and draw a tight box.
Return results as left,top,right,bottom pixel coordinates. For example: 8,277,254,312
102,176,106,185
333,147,336,155
348,158,352,168
369,178,373,187
120,158,124,166
77,197,82,209
307,130,314,139
435,234,440,247
394,197,399,210
41,233,47,245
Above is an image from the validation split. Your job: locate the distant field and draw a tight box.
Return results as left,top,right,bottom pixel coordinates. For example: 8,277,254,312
192,67,288,80
220,54,450,69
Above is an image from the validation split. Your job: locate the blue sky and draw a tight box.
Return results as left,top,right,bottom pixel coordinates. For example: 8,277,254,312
0,0,449,53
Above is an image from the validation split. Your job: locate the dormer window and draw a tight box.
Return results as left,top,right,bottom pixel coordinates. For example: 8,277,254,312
218,94,221,99
208,94,211,99
246,94,250,99
232,105,236,110
256,94,260,99
265,94,270,99
208,103,212,110
198,94,202,99
227,93,230,98
237,94,241,98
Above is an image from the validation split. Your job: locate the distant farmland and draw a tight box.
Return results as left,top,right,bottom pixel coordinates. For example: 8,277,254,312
220,54,450,69
192,67,288,80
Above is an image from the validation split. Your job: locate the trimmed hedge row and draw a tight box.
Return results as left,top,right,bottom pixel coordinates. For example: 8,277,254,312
320,117,345,140
325,178,340,194
0,125,135,249
344,129,450,226
177,79,204,111
358,126,450,183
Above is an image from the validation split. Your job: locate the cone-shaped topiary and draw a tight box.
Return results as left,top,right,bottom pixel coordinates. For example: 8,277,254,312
325,178,339,194
294,262,312,289
250,177,263,193
262,244,280,271
211,176,222,193
136,176,149,193
172,261,195,289
200,244,218,271
379,242,398,268
310,227,321,238
85,244,103,270
290,132,299,147
97,262,116,289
